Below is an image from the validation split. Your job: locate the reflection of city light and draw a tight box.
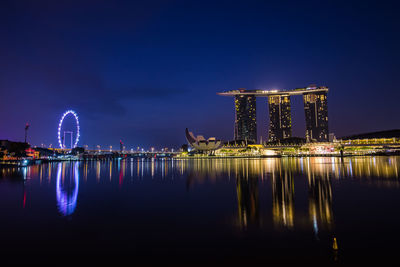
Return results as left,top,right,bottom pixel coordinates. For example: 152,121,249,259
22,167,27,180
272,174,294,229
56,162,79,216
313,215,318,235
109,160,112,181
96,161,100,181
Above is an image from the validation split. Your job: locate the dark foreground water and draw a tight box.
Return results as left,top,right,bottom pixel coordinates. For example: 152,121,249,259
0,157,400,265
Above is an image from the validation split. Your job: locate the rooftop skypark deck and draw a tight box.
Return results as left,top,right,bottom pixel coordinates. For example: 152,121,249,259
217,86,329,97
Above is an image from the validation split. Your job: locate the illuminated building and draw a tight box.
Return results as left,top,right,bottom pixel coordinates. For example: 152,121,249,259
185,128,222,151
234,94,257,142
303,90,329,141
268,95,292,142
25,148,40,159
218,86,329,142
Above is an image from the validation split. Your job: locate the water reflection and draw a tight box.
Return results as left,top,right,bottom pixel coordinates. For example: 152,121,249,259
308,174,334,236
182,157,400,186
1,156,400,264
56,162,79,216
181,157,400,237
1,156,400,224
236,172,259,229
272,172,294,229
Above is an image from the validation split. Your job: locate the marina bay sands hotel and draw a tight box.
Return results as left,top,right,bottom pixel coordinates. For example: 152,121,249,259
217,85,329,142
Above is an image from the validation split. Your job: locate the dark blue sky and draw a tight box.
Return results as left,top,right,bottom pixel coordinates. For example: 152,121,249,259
1,0,399,149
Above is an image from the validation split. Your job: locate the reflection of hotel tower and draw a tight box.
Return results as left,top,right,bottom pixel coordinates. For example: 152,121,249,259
308,175,334,232
236,173,259,229
272,172,294,228
218,85,329,142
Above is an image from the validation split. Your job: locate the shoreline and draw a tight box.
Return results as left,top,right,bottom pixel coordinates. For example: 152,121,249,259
2,153,400,167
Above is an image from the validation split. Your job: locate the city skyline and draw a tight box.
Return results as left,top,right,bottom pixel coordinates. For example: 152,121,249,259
2,1,400,265
1,0,400,148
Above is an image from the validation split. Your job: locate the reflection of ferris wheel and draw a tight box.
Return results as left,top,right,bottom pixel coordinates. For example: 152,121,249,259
56,162,79,216
58,110,80,149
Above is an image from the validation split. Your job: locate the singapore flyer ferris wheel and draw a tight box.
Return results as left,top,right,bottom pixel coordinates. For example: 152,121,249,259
58,110,80,149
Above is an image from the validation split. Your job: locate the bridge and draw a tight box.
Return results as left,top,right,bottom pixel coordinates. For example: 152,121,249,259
84,150,181,158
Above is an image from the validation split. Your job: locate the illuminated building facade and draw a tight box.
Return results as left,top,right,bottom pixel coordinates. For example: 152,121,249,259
234,95,257,142
268,95,292,142
303,91,329,141
218,86,329,142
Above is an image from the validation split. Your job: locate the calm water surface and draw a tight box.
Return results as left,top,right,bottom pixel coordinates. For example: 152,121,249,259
1,157,400,265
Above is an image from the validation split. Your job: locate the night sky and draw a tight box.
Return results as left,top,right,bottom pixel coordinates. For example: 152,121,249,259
1,0,399,149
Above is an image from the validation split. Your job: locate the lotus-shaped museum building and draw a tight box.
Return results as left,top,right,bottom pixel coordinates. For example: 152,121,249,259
185,128,222,151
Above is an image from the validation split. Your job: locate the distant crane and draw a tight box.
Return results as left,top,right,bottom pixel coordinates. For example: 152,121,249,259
120,140,123,153
24,123,30,143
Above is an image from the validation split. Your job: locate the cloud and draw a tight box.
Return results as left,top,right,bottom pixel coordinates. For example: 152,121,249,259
1,65,187,119
121,86,185,99
37,70,126,118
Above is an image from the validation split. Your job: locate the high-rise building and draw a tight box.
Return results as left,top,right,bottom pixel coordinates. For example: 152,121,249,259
234,95,257,142
268,95,292,142
218,86,329,143
303,91,329,141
